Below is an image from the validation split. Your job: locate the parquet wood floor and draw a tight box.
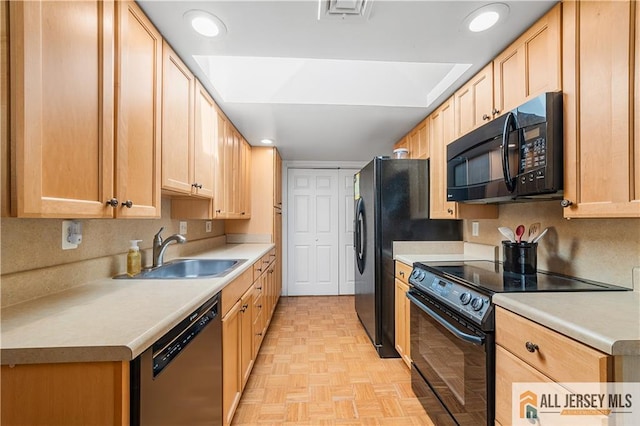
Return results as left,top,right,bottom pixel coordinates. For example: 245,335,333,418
231,295,435,425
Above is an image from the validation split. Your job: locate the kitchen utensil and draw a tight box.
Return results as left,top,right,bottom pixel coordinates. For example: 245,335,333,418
531,227,549,244
498,227,516,242
527,222,541,242
515,224,525,243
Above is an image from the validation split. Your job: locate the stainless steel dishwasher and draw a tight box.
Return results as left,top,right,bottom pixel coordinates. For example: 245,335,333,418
130,293,222,425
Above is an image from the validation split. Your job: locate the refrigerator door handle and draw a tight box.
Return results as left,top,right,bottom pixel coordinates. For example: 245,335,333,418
355,197,366,274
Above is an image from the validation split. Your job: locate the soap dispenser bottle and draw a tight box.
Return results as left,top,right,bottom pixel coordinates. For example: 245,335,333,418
127,240,142,277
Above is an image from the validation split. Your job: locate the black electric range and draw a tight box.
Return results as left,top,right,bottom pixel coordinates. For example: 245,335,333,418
408,260,630,331
407,260,630,426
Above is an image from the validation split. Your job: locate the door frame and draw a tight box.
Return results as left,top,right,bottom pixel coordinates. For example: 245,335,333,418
282,161,365,296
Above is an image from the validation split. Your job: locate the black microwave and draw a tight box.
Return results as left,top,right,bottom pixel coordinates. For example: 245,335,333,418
447,92,563,203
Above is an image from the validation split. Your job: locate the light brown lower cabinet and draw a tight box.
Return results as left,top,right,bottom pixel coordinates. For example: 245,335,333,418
495,307,612,425
394,260,412,368
222,250,279,426
1,361,129,425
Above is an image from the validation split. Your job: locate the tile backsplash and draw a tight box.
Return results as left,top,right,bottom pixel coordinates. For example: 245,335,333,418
1,198,226,306
464,201,640,289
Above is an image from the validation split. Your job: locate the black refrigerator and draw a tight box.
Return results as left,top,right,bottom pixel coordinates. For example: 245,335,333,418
354,157,462,357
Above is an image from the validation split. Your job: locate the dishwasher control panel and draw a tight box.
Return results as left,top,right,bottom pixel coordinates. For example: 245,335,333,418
151,295,219,377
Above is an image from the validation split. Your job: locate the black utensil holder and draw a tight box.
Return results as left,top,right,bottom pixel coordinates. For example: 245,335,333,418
502,241,537,274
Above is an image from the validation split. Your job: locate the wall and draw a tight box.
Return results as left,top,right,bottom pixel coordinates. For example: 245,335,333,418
463,200,640,288
0,198,226,307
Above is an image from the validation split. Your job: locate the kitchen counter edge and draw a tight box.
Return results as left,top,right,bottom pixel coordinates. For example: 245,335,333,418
493,292,640,356
0,243,275,365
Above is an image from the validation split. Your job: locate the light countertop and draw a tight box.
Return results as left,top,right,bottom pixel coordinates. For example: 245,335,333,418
493,292,640,356
1,243,273,365
394,241,639,356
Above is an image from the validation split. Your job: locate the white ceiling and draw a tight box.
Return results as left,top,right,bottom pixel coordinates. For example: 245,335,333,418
137,0,557,162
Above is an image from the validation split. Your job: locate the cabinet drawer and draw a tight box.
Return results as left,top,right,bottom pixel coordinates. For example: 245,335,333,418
495,307,611,382
495,345,560,425
221,267,253,317
395,261,412,283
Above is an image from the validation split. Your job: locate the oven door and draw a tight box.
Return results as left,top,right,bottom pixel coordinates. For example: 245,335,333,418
408,290,494,426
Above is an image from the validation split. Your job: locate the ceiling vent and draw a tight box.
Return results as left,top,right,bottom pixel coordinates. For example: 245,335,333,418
318,0,373,21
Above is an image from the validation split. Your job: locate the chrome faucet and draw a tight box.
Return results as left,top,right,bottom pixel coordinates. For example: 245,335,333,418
152,227,187,267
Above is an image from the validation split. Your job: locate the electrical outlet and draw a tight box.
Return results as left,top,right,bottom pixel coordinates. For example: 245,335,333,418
472,221,480,237
62,220,81,250
205,221,212,233
179,221,187,235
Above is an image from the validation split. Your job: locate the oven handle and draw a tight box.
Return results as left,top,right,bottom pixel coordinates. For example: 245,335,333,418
407,293,485,346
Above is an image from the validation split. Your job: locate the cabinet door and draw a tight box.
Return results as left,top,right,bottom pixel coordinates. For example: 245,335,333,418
454,63,493,138
562,0,640,218
493,4,561,116
115,1,161,218
1,361,129,425
394,278,408,367
193,80,215,198
213,109,227,217
393,135,409,156
274,148,283,207
238,138,251,217
161,41,194,194
222,300,242,426
495,345,562,425
240,288,254,389
408,120,429,160
429,98,458,219
223,122,236,216
9,1,115,218
252,290,264,357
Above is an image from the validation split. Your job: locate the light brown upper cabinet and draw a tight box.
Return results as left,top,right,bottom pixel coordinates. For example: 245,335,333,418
392,135,409,156
392,118,428,160
493,3,561,117
561,0,640,218
429,98,498,220
454,63,494,138
429,98,458,219
161,41,195,195
9,0,160,218
192,80,216,198
409,119,429,159
114,1,162,218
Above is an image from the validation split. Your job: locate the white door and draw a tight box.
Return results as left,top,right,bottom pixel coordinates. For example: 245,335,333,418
338,169,358,294
287,169,339,295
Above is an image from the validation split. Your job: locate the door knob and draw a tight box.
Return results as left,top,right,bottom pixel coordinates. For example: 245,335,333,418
106,198,118,207
122,200,133,208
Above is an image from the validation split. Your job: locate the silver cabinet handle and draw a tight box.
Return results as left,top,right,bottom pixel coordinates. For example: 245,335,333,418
122,200,133,208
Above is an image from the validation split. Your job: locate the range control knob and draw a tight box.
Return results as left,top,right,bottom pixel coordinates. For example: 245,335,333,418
410,269,420,279
417,271,426,281
470,297,484,311
460,292,472,305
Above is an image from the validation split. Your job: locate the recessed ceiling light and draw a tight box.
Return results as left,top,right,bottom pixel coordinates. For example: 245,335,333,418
184,10,227,38
261,139,274,145
465,3,509,33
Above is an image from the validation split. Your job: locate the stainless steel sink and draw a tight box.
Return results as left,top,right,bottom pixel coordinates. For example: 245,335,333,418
114,258,246,279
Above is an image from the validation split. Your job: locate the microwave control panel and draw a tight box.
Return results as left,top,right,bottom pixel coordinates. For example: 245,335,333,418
518,123,551,193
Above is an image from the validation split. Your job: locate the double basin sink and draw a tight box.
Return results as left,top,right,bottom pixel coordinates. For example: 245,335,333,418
115,258,246,280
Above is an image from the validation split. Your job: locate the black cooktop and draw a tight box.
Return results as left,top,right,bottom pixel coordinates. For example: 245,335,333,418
419,260,630,294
